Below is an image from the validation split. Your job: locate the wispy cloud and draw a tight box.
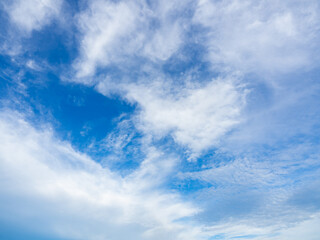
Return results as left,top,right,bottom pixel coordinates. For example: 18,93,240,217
0,110,204,240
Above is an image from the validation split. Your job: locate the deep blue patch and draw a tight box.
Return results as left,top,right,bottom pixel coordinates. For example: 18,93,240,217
0,54,135,157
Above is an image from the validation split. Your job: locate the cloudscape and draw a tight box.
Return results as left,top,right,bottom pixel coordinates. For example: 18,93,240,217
1,0,320,239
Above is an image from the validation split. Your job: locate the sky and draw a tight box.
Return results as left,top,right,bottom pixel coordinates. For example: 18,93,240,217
0,0,320,239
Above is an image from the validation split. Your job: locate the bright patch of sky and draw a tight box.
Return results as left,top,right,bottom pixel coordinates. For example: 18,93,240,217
0,0,320,239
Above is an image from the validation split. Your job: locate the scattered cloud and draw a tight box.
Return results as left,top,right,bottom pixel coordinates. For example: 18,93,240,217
178,140,320,239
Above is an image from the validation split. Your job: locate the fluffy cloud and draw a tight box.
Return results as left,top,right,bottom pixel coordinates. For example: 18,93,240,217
0,110,203,240
70,0,250,157
74,0,139,78
0,0,63,55
5,0,62,33
74,0,189,78
193,0,320,74
121,76,247,156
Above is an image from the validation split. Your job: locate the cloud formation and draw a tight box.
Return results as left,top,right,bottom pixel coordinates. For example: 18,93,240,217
1,0,320,239
194,0,320,73
74,0,189,78
6,0,62,33
0,110,203,240
122,76,247,156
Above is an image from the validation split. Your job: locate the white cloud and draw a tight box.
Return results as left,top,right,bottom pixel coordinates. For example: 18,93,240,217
223,77,320,154
70,0,320,159
204,214,320,240
92,73,248,159
26,59,42,71
71,0,250,158
6,0,62,33
193,0,320,74
0,110,204,240
143,21,182,61
178,139,320,239
270,214,320,240
73,0,189,78
120,76,247,157
186,157,279,187
141,1,187,61
0,0,63,55
74,0,139,78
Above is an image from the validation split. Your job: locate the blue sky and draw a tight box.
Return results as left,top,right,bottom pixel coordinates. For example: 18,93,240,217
0,0,320,239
